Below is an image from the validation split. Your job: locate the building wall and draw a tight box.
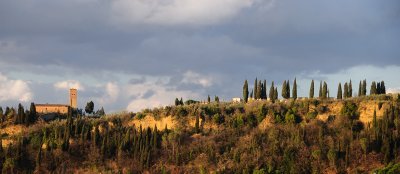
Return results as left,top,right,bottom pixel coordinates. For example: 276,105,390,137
70,88,77,109
36,105,69,114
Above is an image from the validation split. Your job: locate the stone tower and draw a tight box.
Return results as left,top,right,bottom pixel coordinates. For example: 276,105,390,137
70,88,77,109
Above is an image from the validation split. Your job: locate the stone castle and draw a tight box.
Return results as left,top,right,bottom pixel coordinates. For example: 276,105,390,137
35,89,77,114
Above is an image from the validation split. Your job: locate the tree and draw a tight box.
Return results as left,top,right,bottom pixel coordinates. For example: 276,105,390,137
274,87,278,101
207,95,211,103
319,81,323,98
348,80,353,98
337,83,342,100
263,79,267,99
343,83,348,98
358,81,362,97
310,80,315,99
293,78,297,100
180,98,184,105
381,81,386,94
370,81,377,95
215,96,219,103
97,107,105,116
250,90,253,99
269,81,275,103
85,101,94,115
175,98,180,106
256,80,262,99
243,80,249,103
362,79,367,96
254,78,258,100
28,102,36,125
282,80,287,99
322,82,328,99
0,107,3,123
195,114,200,133
286,80,290,99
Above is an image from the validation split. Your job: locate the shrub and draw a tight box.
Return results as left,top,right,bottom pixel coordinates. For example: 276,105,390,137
341,101,359,120
306,111,318,120
213,114,225,125
136,113,145,120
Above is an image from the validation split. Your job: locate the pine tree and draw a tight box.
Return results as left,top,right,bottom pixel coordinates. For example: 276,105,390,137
319,81,323,98
370,81,377,95
269,82,275,103
344,83,348,99
337,83,342,100
293,78,297,100
243,80,249,103
348,80,352,98
310,80,315,99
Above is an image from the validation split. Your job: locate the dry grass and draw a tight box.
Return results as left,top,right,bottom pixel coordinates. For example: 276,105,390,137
128,115,177,130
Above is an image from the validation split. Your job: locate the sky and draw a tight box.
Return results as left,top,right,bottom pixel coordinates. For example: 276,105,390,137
0,0,399,113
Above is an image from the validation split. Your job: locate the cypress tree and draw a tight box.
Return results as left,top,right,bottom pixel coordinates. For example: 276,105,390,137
207,95,210,103
337,83,342,100
293,78,297,100
362,80,367,96
358,81,362,97
243,80,249,103
322,82,328,99
250,90,253,99
0,107,3,123
29,102,36,125
310,80,315,99
263,80,267,99
286,80,290,99
256,81,262,99
254,78,258,99
381,81,386,94
180,98,184,105
282,80,287,99
370,81,377,95
319,81,323,98
269,81,275,103
175,98,180,106
377,82,381,94
348,80,353,98
274,87,278,101
195,114,200,133
344,83,348,99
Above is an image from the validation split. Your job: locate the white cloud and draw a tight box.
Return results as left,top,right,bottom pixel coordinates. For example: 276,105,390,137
387,88,400,94
125,78,201,112
0,73,32,102
182,71,214,87
111,0,254,26
97,82,120,105
54,80,85,91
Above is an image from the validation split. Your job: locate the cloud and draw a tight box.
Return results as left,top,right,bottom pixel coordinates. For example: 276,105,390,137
102,82,119,104
125,78,201,112
111,0,253,26
0,73,32,102
181,71,214,87
54,80,85,91
387,88,400,94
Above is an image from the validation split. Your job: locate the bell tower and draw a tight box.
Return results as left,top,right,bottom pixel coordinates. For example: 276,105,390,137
70,88,77,109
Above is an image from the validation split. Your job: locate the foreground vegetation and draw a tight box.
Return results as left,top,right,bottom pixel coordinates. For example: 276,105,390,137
0,93,399,173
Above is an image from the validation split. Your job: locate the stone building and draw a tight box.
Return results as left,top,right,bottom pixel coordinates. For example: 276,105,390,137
35,88,78,114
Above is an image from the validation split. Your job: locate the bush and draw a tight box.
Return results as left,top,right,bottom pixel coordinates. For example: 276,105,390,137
213,114,225,125
341,101,359,120
306,111,318,120
136,113,145,120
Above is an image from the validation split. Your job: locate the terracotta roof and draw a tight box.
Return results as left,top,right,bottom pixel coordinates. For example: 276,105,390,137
35,104,69,107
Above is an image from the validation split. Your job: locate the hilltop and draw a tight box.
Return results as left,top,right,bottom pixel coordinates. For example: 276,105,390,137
0,94,400,173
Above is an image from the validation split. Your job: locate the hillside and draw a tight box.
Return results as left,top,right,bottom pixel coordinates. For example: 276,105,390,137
1,95,400,173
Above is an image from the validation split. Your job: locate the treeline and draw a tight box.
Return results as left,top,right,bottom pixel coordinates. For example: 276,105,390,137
0,110,165,173
0,103,37,126
243,78,387,103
